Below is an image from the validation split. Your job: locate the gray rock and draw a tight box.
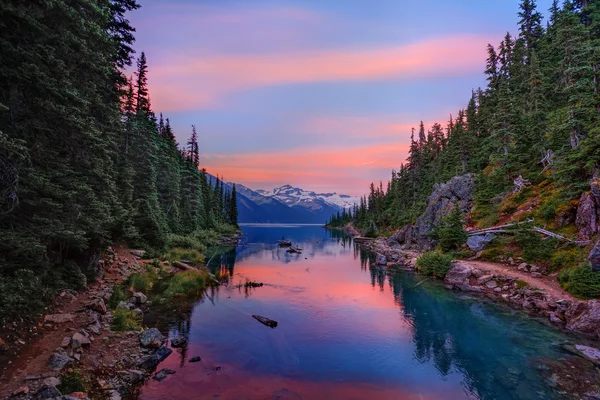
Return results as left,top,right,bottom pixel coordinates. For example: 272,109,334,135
411,174,474,250
153,368,176,382
589,240,600,272
171,336,187,348
548,312,564,324
189,356,201,363
485,280,498,289
139,328,163,348
35,384,61,399
123,369,145,384
531,272,542,278
477,274,494,284
375,254,387,266
443,262,473,290
132,308,144,318
116,301,133,310
47,353,73,371
574,344,600,366
107,390,122,400
529,265,540,272
565,300,600,336
130,249,146,258
576,192,598,240
133,292,147,305
517,263,529,272
137,346,172,370
88,298,107,315
71,332,90,349
466,233,496,252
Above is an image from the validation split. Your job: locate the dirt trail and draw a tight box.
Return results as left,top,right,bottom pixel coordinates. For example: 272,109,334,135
0,244,145,398
402,250,579,302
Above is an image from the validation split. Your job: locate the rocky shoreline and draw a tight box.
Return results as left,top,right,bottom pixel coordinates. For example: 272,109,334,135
0,235,240,400
358,235,600,339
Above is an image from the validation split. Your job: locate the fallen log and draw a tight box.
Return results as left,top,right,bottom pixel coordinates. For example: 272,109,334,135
252,314,278,328
172,261,193,270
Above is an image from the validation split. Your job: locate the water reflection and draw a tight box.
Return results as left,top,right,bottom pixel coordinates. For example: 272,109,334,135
140,225,590,400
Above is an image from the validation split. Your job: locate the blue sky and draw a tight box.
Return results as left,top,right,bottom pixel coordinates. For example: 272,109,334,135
129,0,554,195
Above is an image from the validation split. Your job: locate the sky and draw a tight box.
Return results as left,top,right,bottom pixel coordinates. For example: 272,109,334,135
129,0,554,196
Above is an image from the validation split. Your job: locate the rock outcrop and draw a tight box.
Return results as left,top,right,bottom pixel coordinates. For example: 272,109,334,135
466,233,496,252
590,240,600,272
576,192,598,240
388,174,475,250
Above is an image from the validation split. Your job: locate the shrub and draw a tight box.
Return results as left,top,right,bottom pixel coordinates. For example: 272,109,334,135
516,280,528,289
513,227,558,262
166,234,204,251
0,269,53,324
107,285,128,309
431,205,467,252
193,229,222,248
57,371,86,394
416,251,453,278
163,269,208,298
559,262,600,299
165,248,204,265
127,272,153,292
111,309,141,332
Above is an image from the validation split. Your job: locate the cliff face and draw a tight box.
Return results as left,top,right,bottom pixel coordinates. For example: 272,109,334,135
388,174,475,250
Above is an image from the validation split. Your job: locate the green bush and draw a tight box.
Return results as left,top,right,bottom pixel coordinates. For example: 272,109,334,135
57,371,86,394
559,262,600,299
513,227,557,262
416,251,453,278
0,269,54,324
166,234,204,251
165,248,204,265
193,229,222,248
431,205,467,252
111,309,141,332
127,272,153,292
107,285,128,309
163,269,208,298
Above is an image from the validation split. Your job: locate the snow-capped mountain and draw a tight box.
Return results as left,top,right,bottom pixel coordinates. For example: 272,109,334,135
257,185,359,212
219,181,359,224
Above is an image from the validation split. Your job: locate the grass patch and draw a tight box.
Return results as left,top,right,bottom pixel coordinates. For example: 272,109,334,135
57,370,86,394
516,280,528,289
165,248,204,265
127,272,155,292
111,309,141,332
107,285,128,309
163,269,209,298
558,262,600,299
416,251,453,279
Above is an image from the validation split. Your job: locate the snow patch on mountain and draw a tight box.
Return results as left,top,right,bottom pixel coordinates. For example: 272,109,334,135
256,184,359,211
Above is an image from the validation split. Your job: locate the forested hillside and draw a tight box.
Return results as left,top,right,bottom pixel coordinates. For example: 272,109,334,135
329,0,600,293
0,1,238,322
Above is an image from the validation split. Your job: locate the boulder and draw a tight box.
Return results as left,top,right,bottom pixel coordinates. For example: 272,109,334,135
411,174,474,250
137,346,172,370
443,262,473,290
517,263,529,272
140,328,163,348
387,225,410,245
590,240,600,272
130,249,146,258
88,298,107,315
576,192,598,240
122,369,145,384
71,332,91,349
171,336,187,348
47,353,73,371
565,300,600,336
573,344,600,366
153,368,176,382
35,384,61,400
485,280,498,289
466,233,496,252
133,292,147,305
531,272,542,278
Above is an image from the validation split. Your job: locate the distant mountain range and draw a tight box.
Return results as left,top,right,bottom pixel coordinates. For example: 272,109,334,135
207,174,359,223
235,183,359,224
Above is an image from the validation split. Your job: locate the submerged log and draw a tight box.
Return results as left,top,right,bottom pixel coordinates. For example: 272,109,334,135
252,314,278,328
278,240,292,247
286,247,302,254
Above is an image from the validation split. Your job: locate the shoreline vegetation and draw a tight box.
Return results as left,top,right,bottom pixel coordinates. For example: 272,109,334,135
325,0,600,336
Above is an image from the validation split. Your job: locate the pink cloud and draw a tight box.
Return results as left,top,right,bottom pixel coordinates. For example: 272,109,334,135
149,35,492,112
201,142,410,195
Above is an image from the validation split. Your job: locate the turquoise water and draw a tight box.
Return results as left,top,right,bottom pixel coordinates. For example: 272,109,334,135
140,224,588,400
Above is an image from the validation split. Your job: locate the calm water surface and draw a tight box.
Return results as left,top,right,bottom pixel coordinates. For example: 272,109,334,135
140,224,585,400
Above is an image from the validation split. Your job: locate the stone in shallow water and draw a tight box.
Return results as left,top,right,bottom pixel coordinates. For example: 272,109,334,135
171,336,187,348
189,356,201,363
139,328,163,348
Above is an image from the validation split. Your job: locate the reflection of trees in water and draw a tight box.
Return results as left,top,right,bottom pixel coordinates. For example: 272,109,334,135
389,274,559,400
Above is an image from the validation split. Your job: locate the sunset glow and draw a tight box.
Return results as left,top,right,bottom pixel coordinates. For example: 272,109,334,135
129,0,554,195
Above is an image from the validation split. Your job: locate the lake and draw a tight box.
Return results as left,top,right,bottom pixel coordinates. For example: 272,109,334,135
139,224,588,400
